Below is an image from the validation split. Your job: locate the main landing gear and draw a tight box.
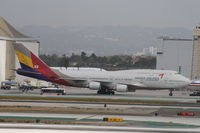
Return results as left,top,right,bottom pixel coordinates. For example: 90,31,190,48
97,88,115,95
169,89,173,96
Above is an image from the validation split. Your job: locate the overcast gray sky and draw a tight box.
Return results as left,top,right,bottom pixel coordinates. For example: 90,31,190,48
0,0,200,29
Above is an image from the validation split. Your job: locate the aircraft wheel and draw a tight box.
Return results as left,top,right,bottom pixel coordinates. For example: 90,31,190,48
169,92,173,96
97,90,103,94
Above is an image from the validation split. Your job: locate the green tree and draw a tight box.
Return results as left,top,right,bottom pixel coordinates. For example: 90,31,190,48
59,54,69,67
89,53,97,63
40,53,156,69
81,51,87,61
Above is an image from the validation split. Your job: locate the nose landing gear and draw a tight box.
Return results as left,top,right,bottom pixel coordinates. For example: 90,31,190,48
169,89,173,96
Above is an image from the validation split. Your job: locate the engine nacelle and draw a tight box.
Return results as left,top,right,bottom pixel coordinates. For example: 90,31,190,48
116,84,128,92
88,82,101,90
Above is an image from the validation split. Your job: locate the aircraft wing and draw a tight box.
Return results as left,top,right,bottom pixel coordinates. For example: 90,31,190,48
60,77,146,88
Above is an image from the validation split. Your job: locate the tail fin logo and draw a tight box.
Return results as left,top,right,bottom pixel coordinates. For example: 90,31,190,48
13,43,71,86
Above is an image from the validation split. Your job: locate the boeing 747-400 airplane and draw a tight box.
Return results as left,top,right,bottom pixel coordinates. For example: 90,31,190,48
13,43,191,96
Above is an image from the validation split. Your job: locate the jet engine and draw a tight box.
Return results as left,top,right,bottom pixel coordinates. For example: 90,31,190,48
89,82,101,90
115,84,128,92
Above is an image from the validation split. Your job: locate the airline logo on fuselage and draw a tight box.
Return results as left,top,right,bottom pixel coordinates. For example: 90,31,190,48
159,73,164,79
135,77,159,81
135,73,165,81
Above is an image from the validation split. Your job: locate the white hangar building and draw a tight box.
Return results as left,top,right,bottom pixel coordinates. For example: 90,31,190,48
0,17,39,83
156,37,193,79
157,25,200,80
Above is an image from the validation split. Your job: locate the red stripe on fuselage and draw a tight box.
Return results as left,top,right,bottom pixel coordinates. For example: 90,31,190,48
189,84,200,86
31,52,71,86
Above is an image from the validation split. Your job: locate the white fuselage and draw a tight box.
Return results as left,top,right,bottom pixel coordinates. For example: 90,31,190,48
51,67,191,90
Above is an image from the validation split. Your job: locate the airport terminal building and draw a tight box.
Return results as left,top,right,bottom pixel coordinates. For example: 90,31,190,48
0,17,39,83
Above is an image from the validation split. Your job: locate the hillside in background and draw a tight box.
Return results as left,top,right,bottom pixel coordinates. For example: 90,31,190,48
19,26,192,56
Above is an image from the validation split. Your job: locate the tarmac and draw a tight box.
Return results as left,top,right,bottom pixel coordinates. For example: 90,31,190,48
0,87,199,132
0,123,200,133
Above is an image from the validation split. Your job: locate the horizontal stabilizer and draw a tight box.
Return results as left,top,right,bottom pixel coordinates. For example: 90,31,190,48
15,69,40,76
